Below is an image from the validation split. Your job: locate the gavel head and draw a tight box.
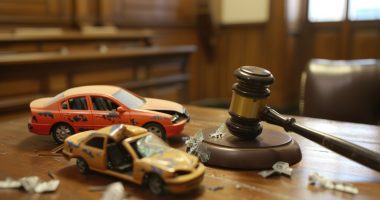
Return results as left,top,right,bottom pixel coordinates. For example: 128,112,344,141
226,66,274,139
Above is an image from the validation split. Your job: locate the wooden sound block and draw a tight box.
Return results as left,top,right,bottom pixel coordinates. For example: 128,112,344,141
200,127,302,169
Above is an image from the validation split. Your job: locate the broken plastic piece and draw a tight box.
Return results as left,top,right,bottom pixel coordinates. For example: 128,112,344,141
89,185,108,192
209,124,226,139
0,178,21,188
258,161,293,178
100,182,126,200
48,171,58,180
308,172,359,195
186,129,211,162
0,176,59,193
208,185,224,191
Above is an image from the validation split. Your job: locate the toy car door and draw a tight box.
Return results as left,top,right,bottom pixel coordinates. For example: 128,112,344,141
60,96,94,132
90,96,123,129
81,136,107,170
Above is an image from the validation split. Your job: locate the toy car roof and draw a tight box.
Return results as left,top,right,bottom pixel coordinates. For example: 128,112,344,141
97,124,148,142
63,85,121,97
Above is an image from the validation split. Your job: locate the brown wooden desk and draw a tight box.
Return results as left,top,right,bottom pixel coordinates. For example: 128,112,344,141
0,106,379,199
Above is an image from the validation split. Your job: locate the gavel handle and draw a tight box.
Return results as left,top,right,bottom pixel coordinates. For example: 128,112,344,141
261,106,380,172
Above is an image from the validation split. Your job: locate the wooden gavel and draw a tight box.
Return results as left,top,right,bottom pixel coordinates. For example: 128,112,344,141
226,66,380,172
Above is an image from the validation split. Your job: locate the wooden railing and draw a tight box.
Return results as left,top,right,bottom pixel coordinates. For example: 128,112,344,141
0,31,196,113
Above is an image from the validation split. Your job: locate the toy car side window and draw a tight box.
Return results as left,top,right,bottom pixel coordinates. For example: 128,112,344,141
68,97,88,110
61,101,68,110
91,96,119,111
86,137,105,149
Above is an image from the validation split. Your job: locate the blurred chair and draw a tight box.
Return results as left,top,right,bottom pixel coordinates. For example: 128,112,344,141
299,59,380,125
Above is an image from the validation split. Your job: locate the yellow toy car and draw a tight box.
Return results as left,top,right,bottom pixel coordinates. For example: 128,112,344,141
62,124,205,195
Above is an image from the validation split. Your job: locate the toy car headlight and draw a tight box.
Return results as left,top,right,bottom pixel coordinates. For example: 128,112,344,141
171,113,179,123
183,107,189,118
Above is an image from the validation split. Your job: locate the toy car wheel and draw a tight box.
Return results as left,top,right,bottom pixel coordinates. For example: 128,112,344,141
144,123,166,140
148,174,166,195
52,123,74,144
76,158,89,174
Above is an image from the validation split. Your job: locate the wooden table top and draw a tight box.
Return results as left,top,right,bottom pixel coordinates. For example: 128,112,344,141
0,106,379,199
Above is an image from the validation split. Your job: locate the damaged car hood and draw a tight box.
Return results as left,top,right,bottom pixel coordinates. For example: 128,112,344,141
141,149,198,172
141,98,184,114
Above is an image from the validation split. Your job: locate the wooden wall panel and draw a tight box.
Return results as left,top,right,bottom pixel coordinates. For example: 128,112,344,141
149,28,201,101
142,0,293,109
112,0,196,27
264,0,292,107
311,30,341,59
149,63,182,77
48,73,68,93
351,29,380,59
223,28,247,98
0,79,40,97
0,0,72,26
149,84,183,102
72,68,134,86
243,29,267,68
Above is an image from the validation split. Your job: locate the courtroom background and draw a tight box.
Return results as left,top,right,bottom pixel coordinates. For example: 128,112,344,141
0,0,379,115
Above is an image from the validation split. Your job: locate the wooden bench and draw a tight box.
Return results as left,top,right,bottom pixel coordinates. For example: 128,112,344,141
0,45,196,113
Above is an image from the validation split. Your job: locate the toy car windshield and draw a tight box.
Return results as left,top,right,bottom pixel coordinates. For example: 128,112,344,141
47,92,64,105
112,89,145,109
135,134,169,157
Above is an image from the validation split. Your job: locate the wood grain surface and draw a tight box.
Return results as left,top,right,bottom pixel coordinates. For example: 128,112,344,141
0,106,379,199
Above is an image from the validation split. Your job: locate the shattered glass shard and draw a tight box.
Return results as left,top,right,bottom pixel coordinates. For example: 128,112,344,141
209,124,226,139
198,144,211,162
308,172,359,194
185,129,211,162
258,161,293,178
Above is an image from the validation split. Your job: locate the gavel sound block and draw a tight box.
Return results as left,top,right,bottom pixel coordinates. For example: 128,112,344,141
201,66,302,169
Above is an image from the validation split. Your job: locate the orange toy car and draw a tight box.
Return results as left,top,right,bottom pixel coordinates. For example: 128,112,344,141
28,85,189,143
62,124,205,195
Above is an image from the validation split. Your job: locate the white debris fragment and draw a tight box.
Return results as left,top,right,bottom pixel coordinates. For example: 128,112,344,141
258,161,293,178
0,178,22,188
209,124,226,139
208,185,224,191
186,129,211,162
308,172,359,195
100,182,126,200
0,176,59,193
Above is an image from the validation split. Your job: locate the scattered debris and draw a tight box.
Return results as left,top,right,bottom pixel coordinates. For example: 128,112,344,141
209,124,226,139
51,144,64,153
258,161,293,178
48,171,58,180
205,174,293,199
185,129,211,162
89,185,108,192
208,185,224,191
37,144,64,157
37,152,62,157
0,178,20,188
308,172,359,195
100,182,127,200
0,176,60,193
